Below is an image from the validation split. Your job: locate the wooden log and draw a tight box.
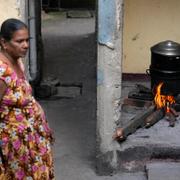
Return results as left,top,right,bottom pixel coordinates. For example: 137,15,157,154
165,111,176,127
169,107,179,117
116,105,156,141
173,103,180,112
135,84,152,94
144,108,164,128
123,98,153,108
128,90,153,101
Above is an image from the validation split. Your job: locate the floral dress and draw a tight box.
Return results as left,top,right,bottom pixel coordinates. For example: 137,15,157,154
0,60,54,180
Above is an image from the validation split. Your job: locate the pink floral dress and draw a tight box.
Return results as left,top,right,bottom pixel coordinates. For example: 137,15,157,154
0,60,54,179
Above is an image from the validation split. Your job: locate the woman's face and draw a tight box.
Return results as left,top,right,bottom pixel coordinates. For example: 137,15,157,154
5,27,29,59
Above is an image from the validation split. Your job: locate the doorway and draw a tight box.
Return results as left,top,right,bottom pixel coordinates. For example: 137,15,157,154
40,3,97,179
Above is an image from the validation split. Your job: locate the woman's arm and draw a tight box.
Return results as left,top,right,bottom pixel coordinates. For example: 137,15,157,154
0,80,7,101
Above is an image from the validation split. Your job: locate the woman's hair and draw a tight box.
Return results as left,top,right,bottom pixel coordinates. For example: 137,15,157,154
0,18,28,41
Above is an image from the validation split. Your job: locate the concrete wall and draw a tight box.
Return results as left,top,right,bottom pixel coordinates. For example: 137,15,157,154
0,0,26,24
96,0,123,175
123,0,180,73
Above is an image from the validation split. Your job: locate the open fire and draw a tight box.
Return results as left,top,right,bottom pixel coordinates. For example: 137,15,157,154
153,82,179,127
154,82,175,109
114,82,180,142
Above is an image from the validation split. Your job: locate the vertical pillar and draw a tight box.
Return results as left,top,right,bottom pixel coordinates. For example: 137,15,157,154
96,0,124,175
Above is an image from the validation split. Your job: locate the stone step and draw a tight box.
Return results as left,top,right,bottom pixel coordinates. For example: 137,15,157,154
116,102,180,172
52,86,81,99
146,162,180,180
66,10,93,18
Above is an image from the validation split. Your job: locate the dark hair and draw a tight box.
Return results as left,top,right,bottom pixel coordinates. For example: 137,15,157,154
0,18,28,41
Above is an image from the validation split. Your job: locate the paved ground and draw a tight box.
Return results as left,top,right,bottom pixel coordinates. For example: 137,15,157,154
40,10,180,180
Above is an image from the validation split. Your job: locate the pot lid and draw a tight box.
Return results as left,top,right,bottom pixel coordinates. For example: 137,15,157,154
151,40,180,56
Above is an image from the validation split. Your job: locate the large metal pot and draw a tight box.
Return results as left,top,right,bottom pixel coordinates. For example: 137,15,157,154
149,40,180,95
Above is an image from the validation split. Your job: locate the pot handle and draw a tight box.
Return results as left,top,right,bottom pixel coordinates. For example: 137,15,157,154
146,69,150,75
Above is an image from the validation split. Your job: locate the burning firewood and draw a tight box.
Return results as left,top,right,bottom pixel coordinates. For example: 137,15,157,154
145,108,164,128
113,105,156,141
165,111,176,127
164,102,178,127
163,99,179,126
114,82,180,142
154,82,179,127
169,107,179,117
172,103,180,114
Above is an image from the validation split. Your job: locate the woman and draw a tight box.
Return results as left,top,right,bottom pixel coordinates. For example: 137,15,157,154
0,18,54,179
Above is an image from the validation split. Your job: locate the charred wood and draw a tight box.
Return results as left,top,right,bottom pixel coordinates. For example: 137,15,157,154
165,111,176,127
135,84,152,94
123,98,153,108
175,94,180,104
145,108,165,128
118,105,156,142
169,107,179,117
128,90,153,101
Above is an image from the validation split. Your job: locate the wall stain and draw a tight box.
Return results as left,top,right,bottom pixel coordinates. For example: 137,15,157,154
15,0,21,16
132,33,140,41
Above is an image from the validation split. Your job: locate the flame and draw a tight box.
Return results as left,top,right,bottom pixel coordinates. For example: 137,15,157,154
154,82,175,110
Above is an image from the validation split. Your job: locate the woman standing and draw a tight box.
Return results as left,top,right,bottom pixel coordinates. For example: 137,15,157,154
0,18,54,179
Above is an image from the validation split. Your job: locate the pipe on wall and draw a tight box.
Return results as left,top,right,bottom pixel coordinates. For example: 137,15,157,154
27,0,38,82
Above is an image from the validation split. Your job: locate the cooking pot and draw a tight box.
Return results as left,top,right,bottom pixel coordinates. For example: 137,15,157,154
149,40,180,95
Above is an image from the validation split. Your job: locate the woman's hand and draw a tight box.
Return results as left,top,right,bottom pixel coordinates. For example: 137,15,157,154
112,128,124,140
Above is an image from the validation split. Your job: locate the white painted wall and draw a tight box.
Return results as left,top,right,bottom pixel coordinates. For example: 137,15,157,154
0,0,28,76
123,0,180,73
0,0,26,24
